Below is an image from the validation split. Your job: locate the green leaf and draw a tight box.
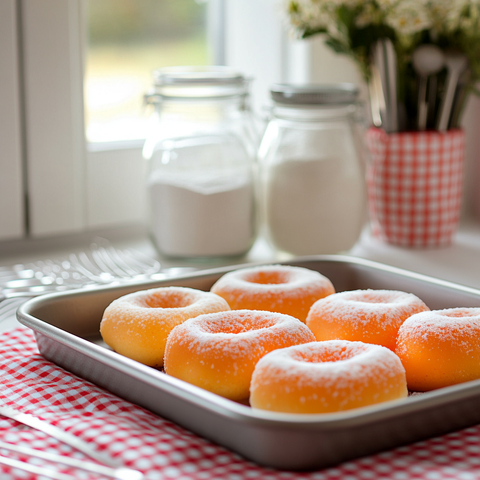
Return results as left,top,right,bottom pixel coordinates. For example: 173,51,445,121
336,5,356,30
302,27,328,39
324,37,350,55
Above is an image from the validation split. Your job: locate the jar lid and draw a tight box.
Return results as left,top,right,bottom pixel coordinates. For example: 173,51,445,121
270,83,359,106
152,66,249,98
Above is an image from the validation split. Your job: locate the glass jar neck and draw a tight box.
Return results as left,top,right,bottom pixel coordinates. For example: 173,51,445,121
271,103,357,122
154,94,249,118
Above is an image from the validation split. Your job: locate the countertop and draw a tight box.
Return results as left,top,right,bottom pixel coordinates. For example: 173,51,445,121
2,215,480,294
3,218,480,479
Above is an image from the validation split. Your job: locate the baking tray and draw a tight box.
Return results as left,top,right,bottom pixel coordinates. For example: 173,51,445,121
16,255,480,471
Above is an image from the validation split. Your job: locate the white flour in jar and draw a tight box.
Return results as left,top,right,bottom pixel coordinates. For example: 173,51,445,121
148,171,254,258
264,156,365,255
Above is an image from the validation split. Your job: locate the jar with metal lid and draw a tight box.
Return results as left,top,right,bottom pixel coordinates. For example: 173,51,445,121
258,83,366,256
143,66,258,260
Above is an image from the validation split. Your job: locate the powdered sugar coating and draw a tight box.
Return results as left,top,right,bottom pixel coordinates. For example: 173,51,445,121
306,289,429,350
100,286,230,367
250,340,407,413
396,308,480,391
210,264,335,322
397,307,480,345
164,309,315,401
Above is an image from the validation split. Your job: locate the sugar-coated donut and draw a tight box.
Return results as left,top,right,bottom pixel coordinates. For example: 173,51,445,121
250,340,408,414
306,289,429,351
396,308,480,391
164,309,315,401
210,265,335,323
100,286,230,367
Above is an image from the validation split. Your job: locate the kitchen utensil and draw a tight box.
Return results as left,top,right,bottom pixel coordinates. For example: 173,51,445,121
0,405,143,479
0,440,142,480
369,62,387,128
426,73,439,129
384,38,399,133
412,44,445,131
449,67,471,129
436,51,468,132
17,256,480,471
368,75,382,127
0,454,75,480
373,40,389,130
373,39,398,133
0,238,195,303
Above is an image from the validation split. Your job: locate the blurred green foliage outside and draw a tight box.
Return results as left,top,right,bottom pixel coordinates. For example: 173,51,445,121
88,0,206,45
85,0,210,142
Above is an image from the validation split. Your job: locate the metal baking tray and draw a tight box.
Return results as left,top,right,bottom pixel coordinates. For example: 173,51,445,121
16,255,480,471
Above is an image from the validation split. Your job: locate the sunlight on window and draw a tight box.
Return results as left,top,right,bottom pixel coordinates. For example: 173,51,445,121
85,0,210,143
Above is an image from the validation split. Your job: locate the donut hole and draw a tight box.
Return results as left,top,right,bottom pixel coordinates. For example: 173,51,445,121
348,291,410,306
199,315,278,335
442,308,480,318
243,271,291,285
141,291,198,309
292,344,365,364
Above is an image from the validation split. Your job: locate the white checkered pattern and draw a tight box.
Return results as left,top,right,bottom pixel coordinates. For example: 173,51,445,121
366,128,465,248
4,326,480,479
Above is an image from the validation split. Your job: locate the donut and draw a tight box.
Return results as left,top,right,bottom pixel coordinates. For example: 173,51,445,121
100,286,230,367
210,264,335,323
306,289,429,351
396,308,480,391
250,340,408,414
164,309,315,401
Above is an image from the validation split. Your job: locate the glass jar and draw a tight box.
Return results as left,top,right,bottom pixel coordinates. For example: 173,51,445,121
259,83,366,256
143,66,258,260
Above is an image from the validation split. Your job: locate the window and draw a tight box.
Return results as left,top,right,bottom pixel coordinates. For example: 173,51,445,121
85,0,211,144
2,0,351,242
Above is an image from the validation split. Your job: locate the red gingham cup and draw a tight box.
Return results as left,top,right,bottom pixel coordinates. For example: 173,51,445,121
366,128,465,248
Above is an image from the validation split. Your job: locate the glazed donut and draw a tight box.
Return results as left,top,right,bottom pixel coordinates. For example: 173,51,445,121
306,289,429,351
100,286,230,367
164,309,315,401
250,340,408,414
396,308,480,391
210,264,335,323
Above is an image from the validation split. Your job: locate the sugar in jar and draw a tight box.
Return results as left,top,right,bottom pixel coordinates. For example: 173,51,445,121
143,66,258,260
258,84,366,256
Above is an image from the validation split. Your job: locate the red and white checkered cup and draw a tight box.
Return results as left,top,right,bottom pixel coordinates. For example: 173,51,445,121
366,128,465,248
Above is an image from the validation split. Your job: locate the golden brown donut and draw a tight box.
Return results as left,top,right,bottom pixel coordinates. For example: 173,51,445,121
306,289,429,350
164,309,315,401
100,286,230,367
210,264,335,323
396,307,480,391
250,340,408,413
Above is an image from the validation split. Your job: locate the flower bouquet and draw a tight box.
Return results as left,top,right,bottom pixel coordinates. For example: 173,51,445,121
283,0,480,247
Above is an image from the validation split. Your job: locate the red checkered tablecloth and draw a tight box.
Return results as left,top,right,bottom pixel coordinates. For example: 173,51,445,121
2,326,480,479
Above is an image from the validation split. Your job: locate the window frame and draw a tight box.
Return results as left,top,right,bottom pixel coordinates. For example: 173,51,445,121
0,0,25,241
10,0,362,241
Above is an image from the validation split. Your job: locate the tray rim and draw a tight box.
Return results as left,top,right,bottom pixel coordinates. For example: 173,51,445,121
16,254,480,428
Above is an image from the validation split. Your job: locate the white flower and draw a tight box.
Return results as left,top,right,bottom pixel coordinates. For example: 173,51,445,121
284,0,330,33
427,0,479,33
385,1,432,35
376,0,399,10
355,3,381,28
284,0,366,32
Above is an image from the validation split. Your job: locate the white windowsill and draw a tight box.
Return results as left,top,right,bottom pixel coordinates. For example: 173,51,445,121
87,138,147,153
3,215,480,334
2,214,480,290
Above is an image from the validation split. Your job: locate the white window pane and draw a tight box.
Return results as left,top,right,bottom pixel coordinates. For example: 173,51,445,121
85,0,210,143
